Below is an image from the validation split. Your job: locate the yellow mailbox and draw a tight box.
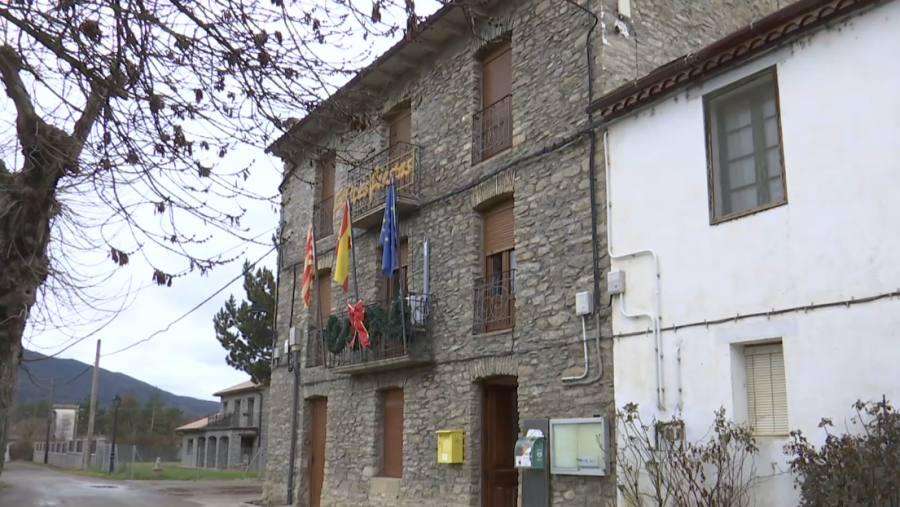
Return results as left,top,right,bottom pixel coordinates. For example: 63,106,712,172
437,429,464,464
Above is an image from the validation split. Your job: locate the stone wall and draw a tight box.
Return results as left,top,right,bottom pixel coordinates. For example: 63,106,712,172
264,1,800,506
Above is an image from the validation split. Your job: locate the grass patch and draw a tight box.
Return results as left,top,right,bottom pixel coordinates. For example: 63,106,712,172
41,462,259,481
0,481,8,491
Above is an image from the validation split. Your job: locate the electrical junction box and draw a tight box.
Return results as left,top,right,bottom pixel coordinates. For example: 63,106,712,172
514,430,546,469
437,430,464,464
607,270,625,296
575,292,592,316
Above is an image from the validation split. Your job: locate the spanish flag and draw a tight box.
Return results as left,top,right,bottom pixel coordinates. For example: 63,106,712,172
333,198,352,291
300,225,315,307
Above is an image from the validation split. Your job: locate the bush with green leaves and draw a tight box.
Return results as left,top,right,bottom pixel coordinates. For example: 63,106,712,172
784,397,900,507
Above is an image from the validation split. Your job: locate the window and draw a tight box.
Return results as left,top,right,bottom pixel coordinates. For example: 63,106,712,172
317,269,332,328
234,399,241,425
315,154,336,238
247,397,255,426
474,40,512,162
383,240,409,305
389,110,412,159
187,439,194,456
223,401,228,413
706,69,786,221
475,199,515,332
745,343,788,435
381,389,404,478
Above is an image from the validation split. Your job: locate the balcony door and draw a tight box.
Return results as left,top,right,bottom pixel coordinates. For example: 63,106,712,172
480,41,512,160
389,110,412,192
483,200,515,332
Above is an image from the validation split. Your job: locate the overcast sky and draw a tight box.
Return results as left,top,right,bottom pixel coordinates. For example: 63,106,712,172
18,0,442,402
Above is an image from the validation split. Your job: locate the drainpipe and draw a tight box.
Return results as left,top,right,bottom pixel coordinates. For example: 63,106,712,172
562,0,603,385
604,130,664,411
285,266,300,505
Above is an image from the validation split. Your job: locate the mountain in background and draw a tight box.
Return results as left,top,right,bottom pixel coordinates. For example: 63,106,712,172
17,349,220,417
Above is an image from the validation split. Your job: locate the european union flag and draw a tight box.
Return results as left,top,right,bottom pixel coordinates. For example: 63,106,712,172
380,178,398,278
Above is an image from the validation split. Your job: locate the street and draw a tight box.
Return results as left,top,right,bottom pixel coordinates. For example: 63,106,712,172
0,463,261,507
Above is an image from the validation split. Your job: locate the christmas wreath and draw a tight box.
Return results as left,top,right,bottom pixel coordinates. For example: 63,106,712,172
363,304,389,348
324,314,351,354
386,297,412,342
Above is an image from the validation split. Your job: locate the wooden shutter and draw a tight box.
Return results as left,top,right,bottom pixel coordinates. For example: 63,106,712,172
482,41,512,109
317,270,332,327
484,200,515,256
382,389,404,478
745,343,788,435
390,111,412,147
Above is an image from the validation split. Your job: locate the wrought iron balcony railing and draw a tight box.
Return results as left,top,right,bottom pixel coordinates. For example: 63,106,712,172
324,293,433,373
346,142,422,228
473,94,512,163
206,411,259,430
312,196,335,239
306,328,326,368
473,269,516,333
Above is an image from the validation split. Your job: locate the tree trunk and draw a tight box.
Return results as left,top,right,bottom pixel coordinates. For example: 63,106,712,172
0,154,66,480
0,44,99,480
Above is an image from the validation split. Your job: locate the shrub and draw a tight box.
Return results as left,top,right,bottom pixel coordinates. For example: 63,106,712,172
784,397,900,507
9,440,34,461
617,403,760,507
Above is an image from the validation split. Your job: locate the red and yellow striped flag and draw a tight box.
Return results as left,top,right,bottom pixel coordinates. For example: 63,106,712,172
333,199,352,291
300,225,315,307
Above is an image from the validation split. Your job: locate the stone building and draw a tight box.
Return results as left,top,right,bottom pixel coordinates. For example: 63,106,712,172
263,1,798,507
176,380,268,471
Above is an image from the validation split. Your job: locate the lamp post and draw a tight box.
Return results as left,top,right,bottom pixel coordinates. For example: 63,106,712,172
109,394,121,474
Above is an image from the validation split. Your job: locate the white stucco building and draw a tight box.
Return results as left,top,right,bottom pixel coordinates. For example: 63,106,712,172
590,0,900,505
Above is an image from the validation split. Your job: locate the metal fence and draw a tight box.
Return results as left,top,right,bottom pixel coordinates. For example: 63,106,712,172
473,94,513,163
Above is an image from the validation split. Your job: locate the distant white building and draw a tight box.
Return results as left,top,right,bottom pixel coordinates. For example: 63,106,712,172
592,1,900,506
53,405,79,441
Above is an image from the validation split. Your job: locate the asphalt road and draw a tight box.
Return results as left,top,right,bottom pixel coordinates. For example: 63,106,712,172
0,463,260,507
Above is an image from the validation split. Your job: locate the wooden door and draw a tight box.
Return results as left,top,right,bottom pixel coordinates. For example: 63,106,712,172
390,111,411,147
310,397,327,507
382,389,404,477
482,380,518,507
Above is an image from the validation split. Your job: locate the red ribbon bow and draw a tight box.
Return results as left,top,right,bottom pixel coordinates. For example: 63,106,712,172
347,301,370,350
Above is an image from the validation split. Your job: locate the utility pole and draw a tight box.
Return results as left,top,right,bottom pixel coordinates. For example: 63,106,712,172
83,339,101,469
43,378,55,464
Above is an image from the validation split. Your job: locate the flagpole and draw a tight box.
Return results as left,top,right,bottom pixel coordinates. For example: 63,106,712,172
347,197,360,303
391,177,408,350
311,223,322,365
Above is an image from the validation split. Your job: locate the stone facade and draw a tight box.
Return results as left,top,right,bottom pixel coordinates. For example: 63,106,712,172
178,384,268,471
265,1,799,507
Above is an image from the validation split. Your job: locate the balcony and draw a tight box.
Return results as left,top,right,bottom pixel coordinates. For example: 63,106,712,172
347,142,422,229
306,329,326,368
473,269,516,334
206,411,260,432
473,94,512,163
324,293,433,375
313,196,335,239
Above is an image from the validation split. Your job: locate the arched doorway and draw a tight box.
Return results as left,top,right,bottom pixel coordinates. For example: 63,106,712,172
481,376,518,507
197,437,206,468
206,436,217,469
218,437,230,469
